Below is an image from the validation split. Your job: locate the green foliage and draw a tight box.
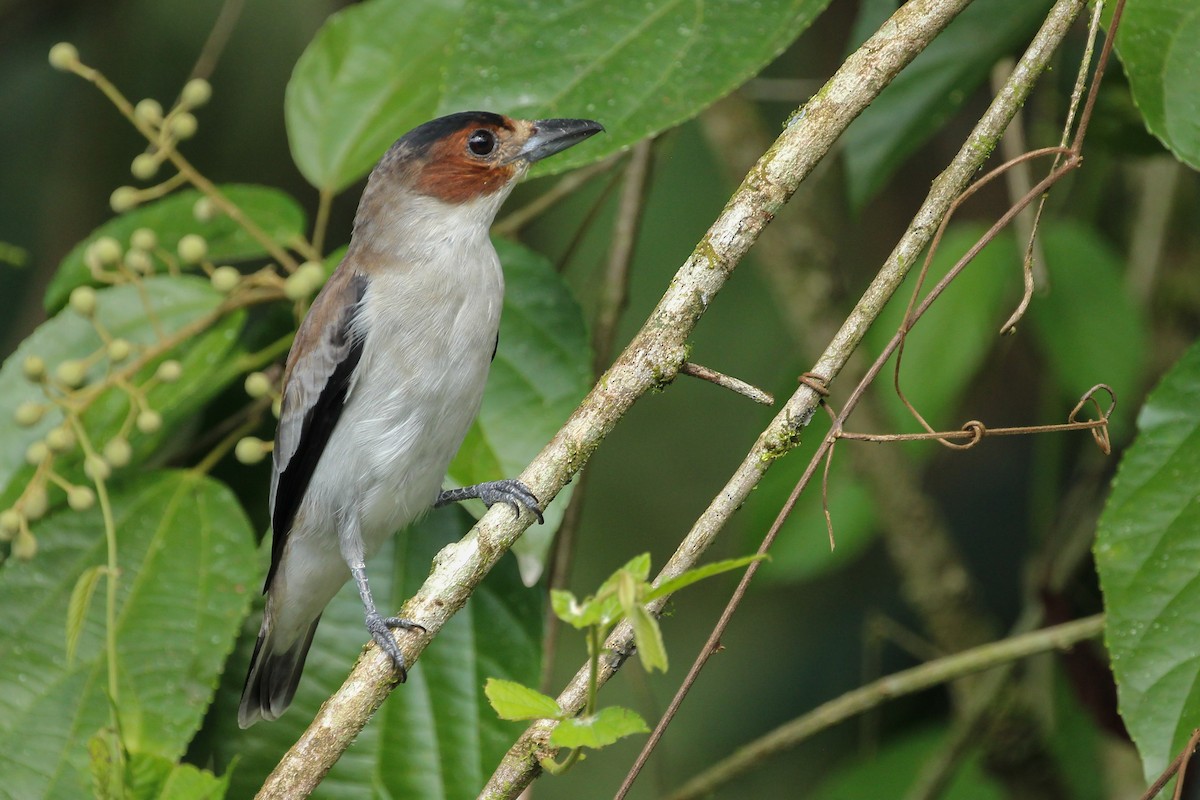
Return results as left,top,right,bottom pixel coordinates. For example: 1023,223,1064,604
285,0,833,190
1115,0,1200,169
46,185,305,312
488,553,755,771
1097,340,1200,780
0,471,255,798
449,238,592,584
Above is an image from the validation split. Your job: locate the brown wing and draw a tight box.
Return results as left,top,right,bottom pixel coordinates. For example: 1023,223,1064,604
264,268,367,591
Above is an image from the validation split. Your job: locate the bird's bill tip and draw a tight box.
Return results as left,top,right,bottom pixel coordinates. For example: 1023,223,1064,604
519,118,605,163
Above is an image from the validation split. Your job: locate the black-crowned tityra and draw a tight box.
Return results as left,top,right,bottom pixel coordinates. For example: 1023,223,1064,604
237,112,603,728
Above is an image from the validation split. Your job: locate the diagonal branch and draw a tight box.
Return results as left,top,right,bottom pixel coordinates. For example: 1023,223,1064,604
259,0,987,795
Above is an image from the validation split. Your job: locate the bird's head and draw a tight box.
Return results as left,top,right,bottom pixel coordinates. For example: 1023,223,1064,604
351,111,603,250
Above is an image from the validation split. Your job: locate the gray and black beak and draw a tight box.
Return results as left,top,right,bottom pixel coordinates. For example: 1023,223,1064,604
519,118,605,163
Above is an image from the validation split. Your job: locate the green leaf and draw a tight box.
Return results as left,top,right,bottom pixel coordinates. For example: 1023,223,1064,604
65,564,104,665
202,506,543,800
284,0,467,192
811,725,1003,799
1030,222,1148,440
0,277,246,511
628,604,668,673
441,0,832,178
484,678,564,721
448,238,591,584
843,0,1051,207
549,706,649,750
1096,339,1200,781
287,0,832,190
643,555,761,602
125,751,231,800
1115,0,1200,169
46,185,305,312
0,471,257,799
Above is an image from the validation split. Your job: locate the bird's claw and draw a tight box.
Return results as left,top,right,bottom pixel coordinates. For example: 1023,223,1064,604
436,479,544,524
365,611,422,681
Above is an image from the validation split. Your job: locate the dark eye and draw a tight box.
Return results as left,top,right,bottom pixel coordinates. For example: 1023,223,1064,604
467,129,497,156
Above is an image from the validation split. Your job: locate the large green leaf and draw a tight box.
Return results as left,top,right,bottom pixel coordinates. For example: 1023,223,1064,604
284,0,467,192
1096,340,1200,780
1115,0,1200,169
0,277,246,510
286,0,832,191
203,507,543,800
843,0,1051,208
0,471,256,799
448,238,591,584
46,185,305,312
1029,223,1148,440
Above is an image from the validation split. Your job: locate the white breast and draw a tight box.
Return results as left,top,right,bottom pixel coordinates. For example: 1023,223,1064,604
298,193,506,556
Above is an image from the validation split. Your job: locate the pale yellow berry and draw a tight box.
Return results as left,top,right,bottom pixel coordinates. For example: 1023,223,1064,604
169,112,198,140
84,455,111,482
272,396,282,418
244,371,272,398
177,234,207,265
0,509,22,538
210,265,240,293
107,339,132,362
130,228,157,251
136,409,162,434
155,360,182,383
13,529,37,560
131,152,159,180
90,236,122,266
103,437,132,468
193,197,216,222
134,98,164,126
284,264,324,301
45,426,75,454
110,186,140,213
124,248,154,274
181,78,212,108
23,486,48,520
25,441,49,466
22,356,46,382
55,360,87,388
67,486,96,511
14,402,45,427
69,285,97,317
235,436,267,465
48,42,80,71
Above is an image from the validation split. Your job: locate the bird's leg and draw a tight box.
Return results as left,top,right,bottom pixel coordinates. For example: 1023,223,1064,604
435,479,544,524
350,564,424,681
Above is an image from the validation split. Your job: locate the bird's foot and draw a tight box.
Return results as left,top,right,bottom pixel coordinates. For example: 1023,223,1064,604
435,479,544,524
365,612,425,681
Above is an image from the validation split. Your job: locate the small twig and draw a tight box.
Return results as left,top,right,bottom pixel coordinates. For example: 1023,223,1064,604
187,0,246,82
592,139,655,373
678,361,774,405
493,154,622,237
1128,157,1180,307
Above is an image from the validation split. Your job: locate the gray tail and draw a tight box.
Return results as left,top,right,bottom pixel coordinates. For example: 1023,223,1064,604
237,616,321,728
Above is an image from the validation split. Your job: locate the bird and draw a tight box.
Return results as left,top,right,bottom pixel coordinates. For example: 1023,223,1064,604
237,111,604,728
